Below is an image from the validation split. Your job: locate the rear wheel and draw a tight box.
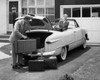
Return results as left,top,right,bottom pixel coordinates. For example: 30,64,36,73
57,46,67,61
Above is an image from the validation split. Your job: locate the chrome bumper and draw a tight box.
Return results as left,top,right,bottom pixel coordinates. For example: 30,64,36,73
28,51,55,57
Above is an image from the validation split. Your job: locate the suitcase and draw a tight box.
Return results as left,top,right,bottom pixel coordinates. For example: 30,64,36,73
28,60,44,71
44,56,57,69
14,39,39,53
35,37,41,49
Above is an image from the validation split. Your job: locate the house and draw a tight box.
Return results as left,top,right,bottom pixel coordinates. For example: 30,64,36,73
0,0,100,43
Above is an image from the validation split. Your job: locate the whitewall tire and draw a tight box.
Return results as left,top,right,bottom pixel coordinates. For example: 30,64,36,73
57,47,67,61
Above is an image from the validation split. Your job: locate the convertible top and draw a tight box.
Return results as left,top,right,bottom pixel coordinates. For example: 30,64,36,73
32,15,45,20
15,15,45,20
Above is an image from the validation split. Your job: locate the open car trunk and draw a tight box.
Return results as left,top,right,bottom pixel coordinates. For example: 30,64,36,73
26,31,53,49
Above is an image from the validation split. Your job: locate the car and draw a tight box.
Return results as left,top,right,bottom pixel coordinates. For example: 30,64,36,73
25,15,89,61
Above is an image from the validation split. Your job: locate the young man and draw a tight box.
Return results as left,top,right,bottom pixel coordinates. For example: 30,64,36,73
9,15,32,69
59,14,69,31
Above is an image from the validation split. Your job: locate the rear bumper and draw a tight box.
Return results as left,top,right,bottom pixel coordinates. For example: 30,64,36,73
28,51,55,57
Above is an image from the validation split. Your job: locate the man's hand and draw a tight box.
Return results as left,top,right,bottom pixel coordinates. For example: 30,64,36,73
23,36,28,39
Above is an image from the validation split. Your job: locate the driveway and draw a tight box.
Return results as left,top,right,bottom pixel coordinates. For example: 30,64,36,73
0,44,100,80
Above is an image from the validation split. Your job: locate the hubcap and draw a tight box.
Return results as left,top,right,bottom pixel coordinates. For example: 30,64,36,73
61,47,67,61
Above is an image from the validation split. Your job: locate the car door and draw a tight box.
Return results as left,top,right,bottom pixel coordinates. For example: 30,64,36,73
73,20,83,47
67,20,77,50
48,20,76,51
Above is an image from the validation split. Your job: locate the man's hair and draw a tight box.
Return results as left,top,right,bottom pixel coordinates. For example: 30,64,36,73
63,14,68,17
24,15,32,20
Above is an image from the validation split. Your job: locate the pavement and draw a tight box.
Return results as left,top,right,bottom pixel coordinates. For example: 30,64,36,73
0,42,11,60
72,55,100,80
71,47,100,80
0,42,100,80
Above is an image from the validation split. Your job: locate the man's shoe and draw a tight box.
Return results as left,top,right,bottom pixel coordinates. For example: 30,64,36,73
12,65,21,69
17,63,27,67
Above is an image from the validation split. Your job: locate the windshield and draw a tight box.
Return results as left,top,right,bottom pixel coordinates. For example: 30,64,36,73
29,19,44,26
53,19,80,30
29,18,52,30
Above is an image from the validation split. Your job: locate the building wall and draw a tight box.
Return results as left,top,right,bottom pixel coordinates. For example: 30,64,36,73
0,0,8,34
59,1,100,43
55,0,64,19
55,0,100,19
63,0,100,4
76,18,100,43
75,0,100,4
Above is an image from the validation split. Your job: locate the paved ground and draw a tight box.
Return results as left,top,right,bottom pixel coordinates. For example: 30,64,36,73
72,46,100,80
0,43,11,60
0,42,100,80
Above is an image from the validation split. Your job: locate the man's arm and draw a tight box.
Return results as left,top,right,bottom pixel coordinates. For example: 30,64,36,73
63,21,69,30
14,21,27,39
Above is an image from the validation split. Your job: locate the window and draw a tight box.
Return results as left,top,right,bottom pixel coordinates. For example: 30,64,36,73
37,0,44,6
29,8,35,14
22,0,27,7
45,0,54,7
68,21,76,29
64,8,71,17
21,0,55,22
72,8,80,17
46,15,55,22
22,8,27,14
92,7,100,17
46,8,55,14
43,18,49,23
46,8,55,21
82,7,90,17
37,8,44,15
30,19,44,26
28,0,35,6
62,5,100,18
22,0,27,15
68,20,79,29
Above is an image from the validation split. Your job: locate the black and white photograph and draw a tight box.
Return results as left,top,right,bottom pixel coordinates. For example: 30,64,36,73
0,0,100,80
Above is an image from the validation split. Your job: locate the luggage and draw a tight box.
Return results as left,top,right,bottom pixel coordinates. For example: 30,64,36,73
44,56,57,69
36,37,41,49
28,60,44,71
28,56,57,71
14,38,40,53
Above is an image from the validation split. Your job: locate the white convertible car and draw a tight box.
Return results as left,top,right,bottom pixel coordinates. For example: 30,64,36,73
26,15,89,61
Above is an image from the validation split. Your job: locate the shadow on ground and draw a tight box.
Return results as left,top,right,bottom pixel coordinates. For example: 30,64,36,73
58,46,91,67
0,43,11,55
0,44,91,73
